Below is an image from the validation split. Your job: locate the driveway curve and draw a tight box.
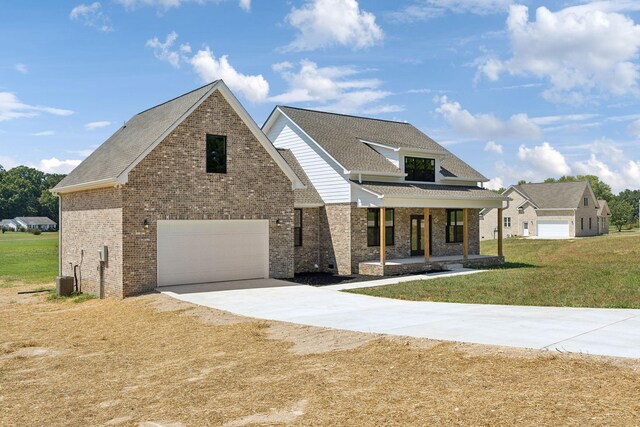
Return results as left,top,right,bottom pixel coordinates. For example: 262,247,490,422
161,276,640,359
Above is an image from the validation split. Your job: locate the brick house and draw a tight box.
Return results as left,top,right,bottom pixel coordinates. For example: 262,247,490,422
479,181,610,240
53,81,304,298
263,106,508,277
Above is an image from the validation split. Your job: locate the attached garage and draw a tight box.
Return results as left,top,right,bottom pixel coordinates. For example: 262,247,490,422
537,220,570,238
157,220,269,287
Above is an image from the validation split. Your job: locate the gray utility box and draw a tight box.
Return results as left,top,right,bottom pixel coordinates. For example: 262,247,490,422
56,276,75,297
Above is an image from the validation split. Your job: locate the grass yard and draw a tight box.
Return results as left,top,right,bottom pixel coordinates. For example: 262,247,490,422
0,232,58,287
2,285,640,426
349,232,640,308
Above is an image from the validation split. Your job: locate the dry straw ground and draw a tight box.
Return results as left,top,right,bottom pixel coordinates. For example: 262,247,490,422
1,284,640,426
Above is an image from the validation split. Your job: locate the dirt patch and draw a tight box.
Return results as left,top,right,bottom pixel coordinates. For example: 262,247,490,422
2,284,640,426
266,322,376,355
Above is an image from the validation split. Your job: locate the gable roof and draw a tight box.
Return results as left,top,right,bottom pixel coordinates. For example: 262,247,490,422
597,200,610,216
53,81,303,194
513,181,589,209
278,149,323,207
15,217,56,226
266,106,488,182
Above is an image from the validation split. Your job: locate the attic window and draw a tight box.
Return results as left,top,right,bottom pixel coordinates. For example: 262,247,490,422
584,197,588,206
206,134,227,174
405,157,435,182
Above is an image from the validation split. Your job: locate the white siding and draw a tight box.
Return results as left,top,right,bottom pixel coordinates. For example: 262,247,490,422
268,116,350,204
368,144,400,169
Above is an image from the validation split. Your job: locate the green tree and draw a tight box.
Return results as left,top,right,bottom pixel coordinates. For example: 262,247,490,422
610,200,634,232
617,189,640,225
0,166,65,223
517,179,527,185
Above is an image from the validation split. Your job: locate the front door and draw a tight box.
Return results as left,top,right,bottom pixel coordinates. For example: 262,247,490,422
523,221,529,237
410,215,432,256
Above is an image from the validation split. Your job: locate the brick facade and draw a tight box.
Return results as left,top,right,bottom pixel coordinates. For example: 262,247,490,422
60,90,294,298
294,208,321,273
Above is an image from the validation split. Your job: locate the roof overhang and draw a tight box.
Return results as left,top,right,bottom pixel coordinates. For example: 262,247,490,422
51,177,126,195
294,202,324,208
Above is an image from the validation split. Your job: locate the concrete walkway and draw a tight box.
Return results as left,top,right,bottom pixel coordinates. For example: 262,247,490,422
161,274,640,359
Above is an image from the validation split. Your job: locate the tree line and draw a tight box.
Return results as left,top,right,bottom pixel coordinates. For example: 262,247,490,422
494,175,640,232
0,165,65,224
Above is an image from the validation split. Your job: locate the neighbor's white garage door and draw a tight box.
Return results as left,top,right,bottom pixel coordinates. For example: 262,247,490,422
157,220,269,287
537,220,570,238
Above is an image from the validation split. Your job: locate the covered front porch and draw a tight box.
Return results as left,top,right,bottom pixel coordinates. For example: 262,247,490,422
353,181,508,276
359,254,503,276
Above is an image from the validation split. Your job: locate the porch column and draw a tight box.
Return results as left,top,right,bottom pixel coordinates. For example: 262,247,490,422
463,208,469,259
423,208,430,262
497,207,504,257
379,207,386,266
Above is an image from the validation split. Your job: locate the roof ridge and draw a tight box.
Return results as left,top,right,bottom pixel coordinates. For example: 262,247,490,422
135,81,219,116
279,105,410,126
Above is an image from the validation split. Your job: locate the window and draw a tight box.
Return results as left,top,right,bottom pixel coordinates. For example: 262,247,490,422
404,157,435,182
294,209,302,247
367,208,394,246
504,217,512,228
518,207,524,214
589,217,592,230
584,197,588,206
581,217,584,230
446,209,464,243
206,134,227,173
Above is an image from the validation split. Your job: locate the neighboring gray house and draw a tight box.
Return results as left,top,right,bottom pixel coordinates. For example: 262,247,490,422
14,217,57,231
1,219,18,231
263,106,508,276
479,181,609,240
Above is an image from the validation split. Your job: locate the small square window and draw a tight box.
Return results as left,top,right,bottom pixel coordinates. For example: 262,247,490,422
504,217,512,228
206,134,227,173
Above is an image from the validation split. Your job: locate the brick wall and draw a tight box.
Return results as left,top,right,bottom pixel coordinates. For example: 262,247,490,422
59,187,124,298
294,208,321,273
320,204,352,275
120,91,294,296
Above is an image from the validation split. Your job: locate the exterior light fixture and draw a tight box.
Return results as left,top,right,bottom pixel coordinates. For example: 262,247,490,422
276,219,283,227
143,218,149,229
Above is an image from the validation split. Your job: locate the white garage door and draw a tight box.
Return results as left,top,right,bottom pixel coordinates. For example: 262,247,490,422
157,220,269,287
537,220,570,238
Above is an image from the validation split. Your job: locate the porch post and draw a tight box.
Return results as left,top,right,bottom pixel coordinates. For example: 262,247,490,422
423,208,430,262
497,207,504,257
379,207,386,266
463,208,469,259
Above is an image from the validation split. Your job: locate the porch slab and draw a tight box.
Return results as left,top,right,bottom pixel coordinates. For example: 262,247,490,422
358,255,503,276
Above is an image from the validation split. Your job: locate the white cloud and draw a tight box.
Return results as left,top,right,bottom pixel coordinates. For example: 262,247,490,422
146,32,186,68
32,131,55,137
0,156,20,169
15,63,28,74
70,2,113,32
0,92,74,122
485,176,504,190
284,0,383,51
391,0,513,22
269,60,402,115
84,121,111,130
435,96,541,140
484,140,503,154
478,4,640,102
238,0,250,11
145,32,268,103
572,154,640,193
517,142,571,177
38,158,82,174
190,48,269,103
628,119,640,138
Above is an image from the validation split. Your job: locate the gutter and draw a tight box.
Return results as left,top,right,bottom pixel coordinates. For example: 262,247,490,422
51,177,124,195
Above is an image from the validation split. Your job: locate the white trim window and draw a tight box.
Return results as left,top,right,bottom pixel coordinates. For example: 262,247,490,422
504,217,512,228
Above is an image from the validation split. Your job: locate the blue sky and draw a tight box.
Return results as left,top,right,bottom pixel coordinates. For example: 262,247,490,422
2,0,640,192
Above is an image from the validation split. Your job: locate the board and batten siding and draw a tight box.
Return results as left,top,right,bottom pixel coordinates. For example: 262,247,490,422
267,115,350,204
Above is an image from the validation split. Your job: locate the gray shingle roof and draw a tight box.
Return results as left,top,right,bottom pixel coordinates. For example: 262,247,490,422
514,181,589,209
597,200,610,216
278,106,488,182
278,149,323,206
15,217,57,226
356,181,509,201
55,82,218,189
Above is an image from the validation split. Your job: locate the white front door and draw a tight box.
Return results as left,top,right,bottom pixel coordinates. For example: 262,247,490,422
157,220,270,287
523,222,529,237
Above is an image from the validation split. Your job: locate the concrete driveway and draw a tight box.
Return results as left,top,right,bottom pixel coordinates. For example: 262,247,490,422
160,274,640,359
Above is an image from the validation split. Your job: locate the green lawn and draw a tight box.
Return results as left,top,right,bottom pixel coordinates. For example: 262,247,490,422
0,232,58,287
348,232,640,308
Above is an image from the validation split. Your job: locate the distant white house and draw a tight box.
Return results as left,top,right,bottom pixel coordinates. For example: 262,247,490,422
14,217,57,231
0,219,18,231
